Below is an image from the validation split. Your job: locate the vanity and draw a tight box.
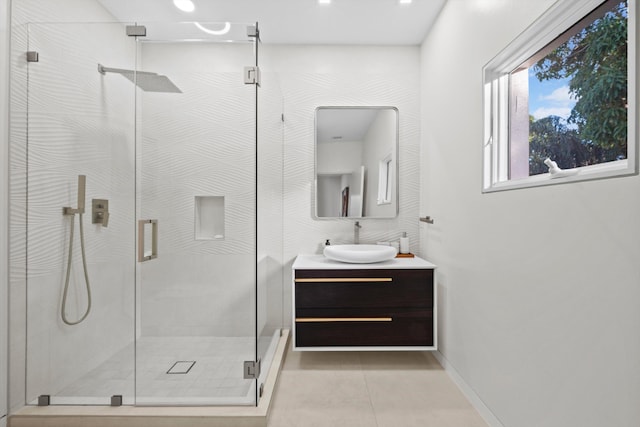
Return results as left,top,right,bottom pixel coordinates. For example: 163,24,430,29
292,254,437,351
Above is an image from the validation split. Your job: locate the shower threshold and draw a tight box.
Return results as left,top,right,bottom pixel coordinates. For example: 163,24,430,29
9,330,289,427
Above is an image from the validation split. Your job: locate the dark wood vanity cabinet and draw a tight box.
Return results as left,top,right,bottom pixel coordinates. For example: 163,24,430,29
293,261,436,350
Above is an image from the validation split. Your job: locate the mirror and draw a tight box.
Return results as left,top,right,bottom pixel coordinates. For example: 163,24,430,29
315,106,398,218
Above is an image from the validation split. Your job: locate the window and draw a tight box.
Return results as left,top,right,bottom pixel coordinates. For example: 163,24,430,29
483,0,636,192
377,154,393,205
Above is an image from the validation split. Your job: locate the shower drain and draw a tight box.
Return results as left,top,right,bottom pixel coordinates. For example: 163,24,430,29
167,361,196,374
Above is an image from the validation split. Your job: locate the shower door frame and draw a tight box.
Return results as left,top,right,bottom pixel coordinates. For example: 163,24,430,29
132,21,262,407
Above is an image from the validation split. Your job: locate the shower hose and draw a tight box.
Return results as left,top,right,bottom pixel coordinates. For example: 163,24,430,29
61,211,92,325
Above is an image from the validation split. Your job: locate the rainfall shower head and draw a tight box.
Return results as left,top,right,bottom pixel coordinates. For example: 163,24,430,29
98,64,182,93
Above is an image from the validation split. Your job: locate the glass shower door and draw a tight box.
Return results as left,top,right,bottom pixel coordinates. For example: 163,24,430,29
134,22,259,405
23,22,137,405
21,20,267,408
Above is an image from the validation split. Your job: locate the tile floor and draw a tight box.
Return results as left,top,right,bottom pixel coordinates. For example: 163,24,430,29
267,343,489,427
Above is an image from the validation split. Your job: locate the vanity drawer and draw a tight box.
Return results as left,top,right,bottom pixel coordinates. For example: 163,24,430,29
295,269,433,309
295,308,433,347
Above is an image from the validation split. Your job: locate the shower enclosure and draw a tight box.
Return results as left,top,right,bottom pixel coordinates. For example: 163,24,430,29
10,20,283,407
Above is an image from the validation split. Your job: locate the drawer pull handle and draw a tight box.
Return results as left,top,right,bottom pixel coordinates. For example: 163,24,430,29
296,317,393,322
295,278,392,283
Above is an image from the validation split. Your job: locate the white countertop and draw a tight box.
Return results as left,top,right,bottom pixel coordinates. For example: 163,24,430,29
293,254,436,270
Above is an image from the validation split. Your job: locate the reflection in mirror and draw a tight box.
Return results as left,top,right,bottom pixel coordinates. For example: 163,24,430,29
315,107,398,218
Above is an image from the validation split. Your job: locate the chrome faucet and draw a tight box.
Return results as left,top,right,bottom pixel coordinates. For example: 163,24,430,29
354,221,362,244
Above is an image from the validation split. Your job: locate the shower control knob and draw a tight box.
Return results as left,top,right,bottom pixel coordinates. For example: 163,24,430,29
92,198,110,227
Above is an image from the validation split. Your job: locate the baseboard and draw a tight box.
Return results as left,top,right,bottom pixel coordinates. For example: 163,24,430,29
433,350,505,427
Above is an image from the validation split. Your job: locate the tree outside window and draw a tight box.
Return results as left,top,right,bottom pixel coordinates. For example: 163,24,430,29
510,0,628,177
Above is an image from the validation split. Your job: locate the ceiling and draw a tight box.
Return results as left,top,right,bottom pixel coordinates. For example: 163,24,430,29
96,0,447,45
317,108,378,143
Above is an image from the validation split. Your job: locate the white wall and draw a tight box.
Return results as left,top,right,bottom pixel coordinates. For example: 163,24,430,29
317,139,364,217
257,68,285,339
317,176,342,217
317,139,363,175
363,109,396,217
11,0,112,23
420,1,640,426
1,0,9,423
263,45,422,325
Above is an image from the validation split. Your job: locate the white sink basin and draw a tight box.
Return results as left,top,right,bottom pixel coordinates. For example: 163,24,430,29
323,244,398,264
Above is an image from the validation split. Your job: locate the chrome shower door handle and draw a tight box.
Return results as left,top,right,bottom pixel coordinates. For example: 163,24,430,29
138,219,158,262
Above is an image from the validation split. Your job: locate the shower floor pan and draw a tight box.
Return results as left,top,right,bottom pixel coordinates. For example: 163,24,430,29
9,330,289,427
58,335,270,405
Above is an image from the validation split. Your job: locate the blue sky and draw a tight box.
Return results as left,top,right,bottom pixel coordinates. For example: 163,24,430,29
528,69,576,123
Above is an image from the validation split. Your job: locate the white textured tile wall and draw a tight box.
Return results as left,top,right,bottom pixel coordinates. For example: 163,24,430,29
136,41,284,341
11,0,117,24
8,16,29,413
137,42,260,337
257,70,285,338
0,0,9,421
262,45,422,325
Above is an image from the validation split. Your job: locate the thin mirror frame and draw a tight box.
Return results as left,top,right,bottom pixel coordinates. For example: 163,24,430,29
314,106,399,219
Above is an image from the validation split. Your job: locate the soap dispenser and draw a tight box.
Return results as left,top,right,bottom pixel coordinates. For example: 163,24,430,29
399,232,409,254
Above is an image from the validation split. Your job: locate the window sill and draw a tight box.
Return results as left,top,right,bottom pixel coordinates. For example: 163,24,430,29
483,159,637,193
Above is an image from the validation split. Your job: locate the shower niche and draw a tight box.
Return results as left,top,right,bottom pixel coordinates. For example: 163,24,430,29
195,196,225,240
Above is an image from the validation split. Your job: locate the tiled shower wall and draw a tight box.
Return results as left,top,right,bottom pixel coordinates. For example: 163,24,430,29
137,42,283,338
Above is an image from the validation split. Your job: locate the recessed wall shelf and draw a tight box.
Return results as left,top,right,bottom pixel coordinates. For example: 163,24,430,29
195,196,225,240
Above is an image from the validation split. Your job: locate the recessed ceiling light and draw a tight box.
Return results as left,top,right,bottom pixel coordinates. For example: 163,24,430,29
173,0,195,12
399,0,412,4
318,0,331,4
194,22,231,36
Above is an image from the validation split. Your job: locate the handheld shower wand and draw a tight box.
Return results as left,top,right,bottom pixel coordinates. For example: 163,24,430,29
61,175,92,325
63,174,85,215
